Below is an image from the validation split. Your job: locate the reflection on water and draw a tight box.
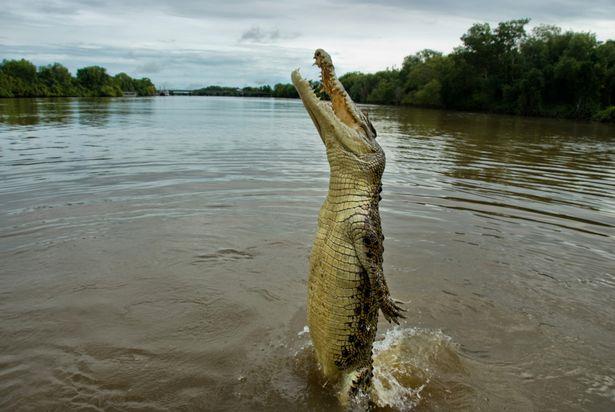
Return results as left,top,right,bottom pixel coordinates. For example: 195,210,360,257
0,98,40,125
0,97,614,411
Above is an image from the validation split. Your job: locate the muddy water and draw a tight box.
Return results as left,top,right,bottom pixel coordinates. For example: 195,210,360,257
0,97,614,411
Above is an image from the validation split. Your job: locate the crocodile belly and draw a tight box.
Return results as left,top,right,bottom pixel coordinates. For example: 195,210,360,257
307,238,378,379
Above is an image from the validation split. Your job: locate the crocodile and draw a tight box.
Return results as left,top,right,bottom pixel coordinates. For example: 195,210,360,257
291,49,405,403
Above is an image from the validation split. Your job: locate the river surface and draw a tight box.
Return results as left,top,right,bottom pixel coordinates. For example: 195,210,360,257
0,97,614,411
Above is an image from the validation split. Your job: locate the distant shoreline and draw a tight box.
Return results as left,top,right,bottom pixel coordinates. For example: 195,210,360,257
0,60,156,98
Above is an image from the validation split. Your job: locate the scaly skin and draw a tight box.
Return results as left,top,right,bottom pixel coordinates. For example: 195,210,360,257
291,49,405,401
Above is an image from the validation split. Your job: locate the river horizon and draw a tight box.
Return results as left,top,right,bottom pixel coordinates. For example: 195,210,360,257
1,96,614,411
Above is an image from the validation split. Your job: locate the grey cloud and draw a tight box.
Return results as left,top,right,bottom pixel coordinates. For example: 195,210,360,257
13,0,281,20
35,2,80,16
1,43,251,64
156,0,277,19
240,27,273,43
340,0,615,22
6,0,615,27
135,61,163,74
239,26,299,43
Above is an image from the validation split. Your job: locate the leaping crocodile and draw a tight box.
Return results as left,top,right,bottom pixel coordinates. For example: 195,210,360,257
291,49,405,402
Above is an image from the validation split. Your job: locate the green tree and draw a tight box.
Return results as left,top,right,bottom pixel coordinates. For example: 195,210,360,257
114,72,136,93
76,66,121,97
273,83,299,98
516,68,545,115
1,59,37,82
133,78,156,96
38,63,75,96
0,71,13,97
366,70,401,104
339,72,372,102
1,59,42,96
597,40,615,106
400,50,448,107
445,19,529,110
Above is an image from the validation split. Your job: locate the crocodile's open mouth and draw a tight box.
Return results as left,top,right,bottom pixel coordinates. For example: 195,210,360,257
291,49,376,154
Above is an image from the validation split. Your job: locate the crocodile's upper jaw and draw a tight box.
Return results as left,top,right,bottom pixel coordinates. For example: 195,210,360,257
291,49,378,156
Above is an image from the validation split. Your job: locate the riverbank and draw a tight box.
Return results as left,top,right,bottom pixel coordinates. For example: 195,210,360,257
0,59,156,98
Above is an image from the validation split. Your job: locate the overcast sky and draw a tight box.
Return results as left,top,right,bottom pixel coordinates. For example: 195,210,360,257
2,0,615,88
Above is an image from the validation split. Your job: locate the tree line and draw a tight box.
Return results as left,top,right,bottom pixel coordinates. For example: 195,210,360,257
336,20,615,122
0,59,156,97
191,83,299,98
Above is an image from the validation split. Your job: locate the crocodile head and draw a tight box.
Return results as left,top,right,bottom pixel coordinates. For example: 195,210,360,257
291,49,383,180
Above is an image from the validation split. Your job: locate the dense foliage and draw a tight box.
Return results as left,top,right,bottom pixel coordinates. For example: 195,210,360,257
0,59,156,97
337,20,615,122
272,83,299,98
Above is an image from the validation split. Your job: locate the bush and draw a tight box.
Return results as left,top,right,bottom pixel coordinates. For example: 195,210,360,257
593,106,615,122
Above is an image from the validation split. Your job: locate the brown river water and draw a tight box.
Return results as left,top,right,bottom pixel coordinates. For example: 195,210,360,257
0,97,614,411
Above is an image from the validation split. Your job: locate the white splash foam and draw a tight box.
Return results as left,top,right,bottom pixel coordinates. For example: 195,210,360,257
371,326,458,411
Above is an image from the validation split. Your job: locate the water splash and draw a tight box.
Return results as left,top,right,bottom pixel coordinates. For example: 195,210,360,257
289,324,469,410
371,326,466,411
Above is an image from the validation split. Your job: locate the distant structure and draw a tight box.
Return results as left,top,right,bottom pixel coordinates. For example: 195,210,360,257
158,89,192,96
122,91,137,97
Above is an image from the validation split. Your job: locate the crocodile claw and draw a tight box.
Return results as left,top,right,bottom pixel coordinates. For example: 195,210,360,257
381,296,406,324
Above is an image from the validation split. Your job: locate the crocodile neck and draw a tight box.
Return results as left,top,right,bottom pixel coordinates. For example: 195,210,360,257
324,171,382,212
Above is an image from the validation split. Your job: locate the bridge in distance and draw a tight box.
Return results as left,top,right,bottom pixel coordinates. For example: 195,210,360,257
159,90,192,96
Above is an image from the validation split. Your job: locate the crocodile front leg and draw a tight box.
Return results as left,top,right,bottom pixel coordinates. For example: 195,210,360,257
350,214,406,324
